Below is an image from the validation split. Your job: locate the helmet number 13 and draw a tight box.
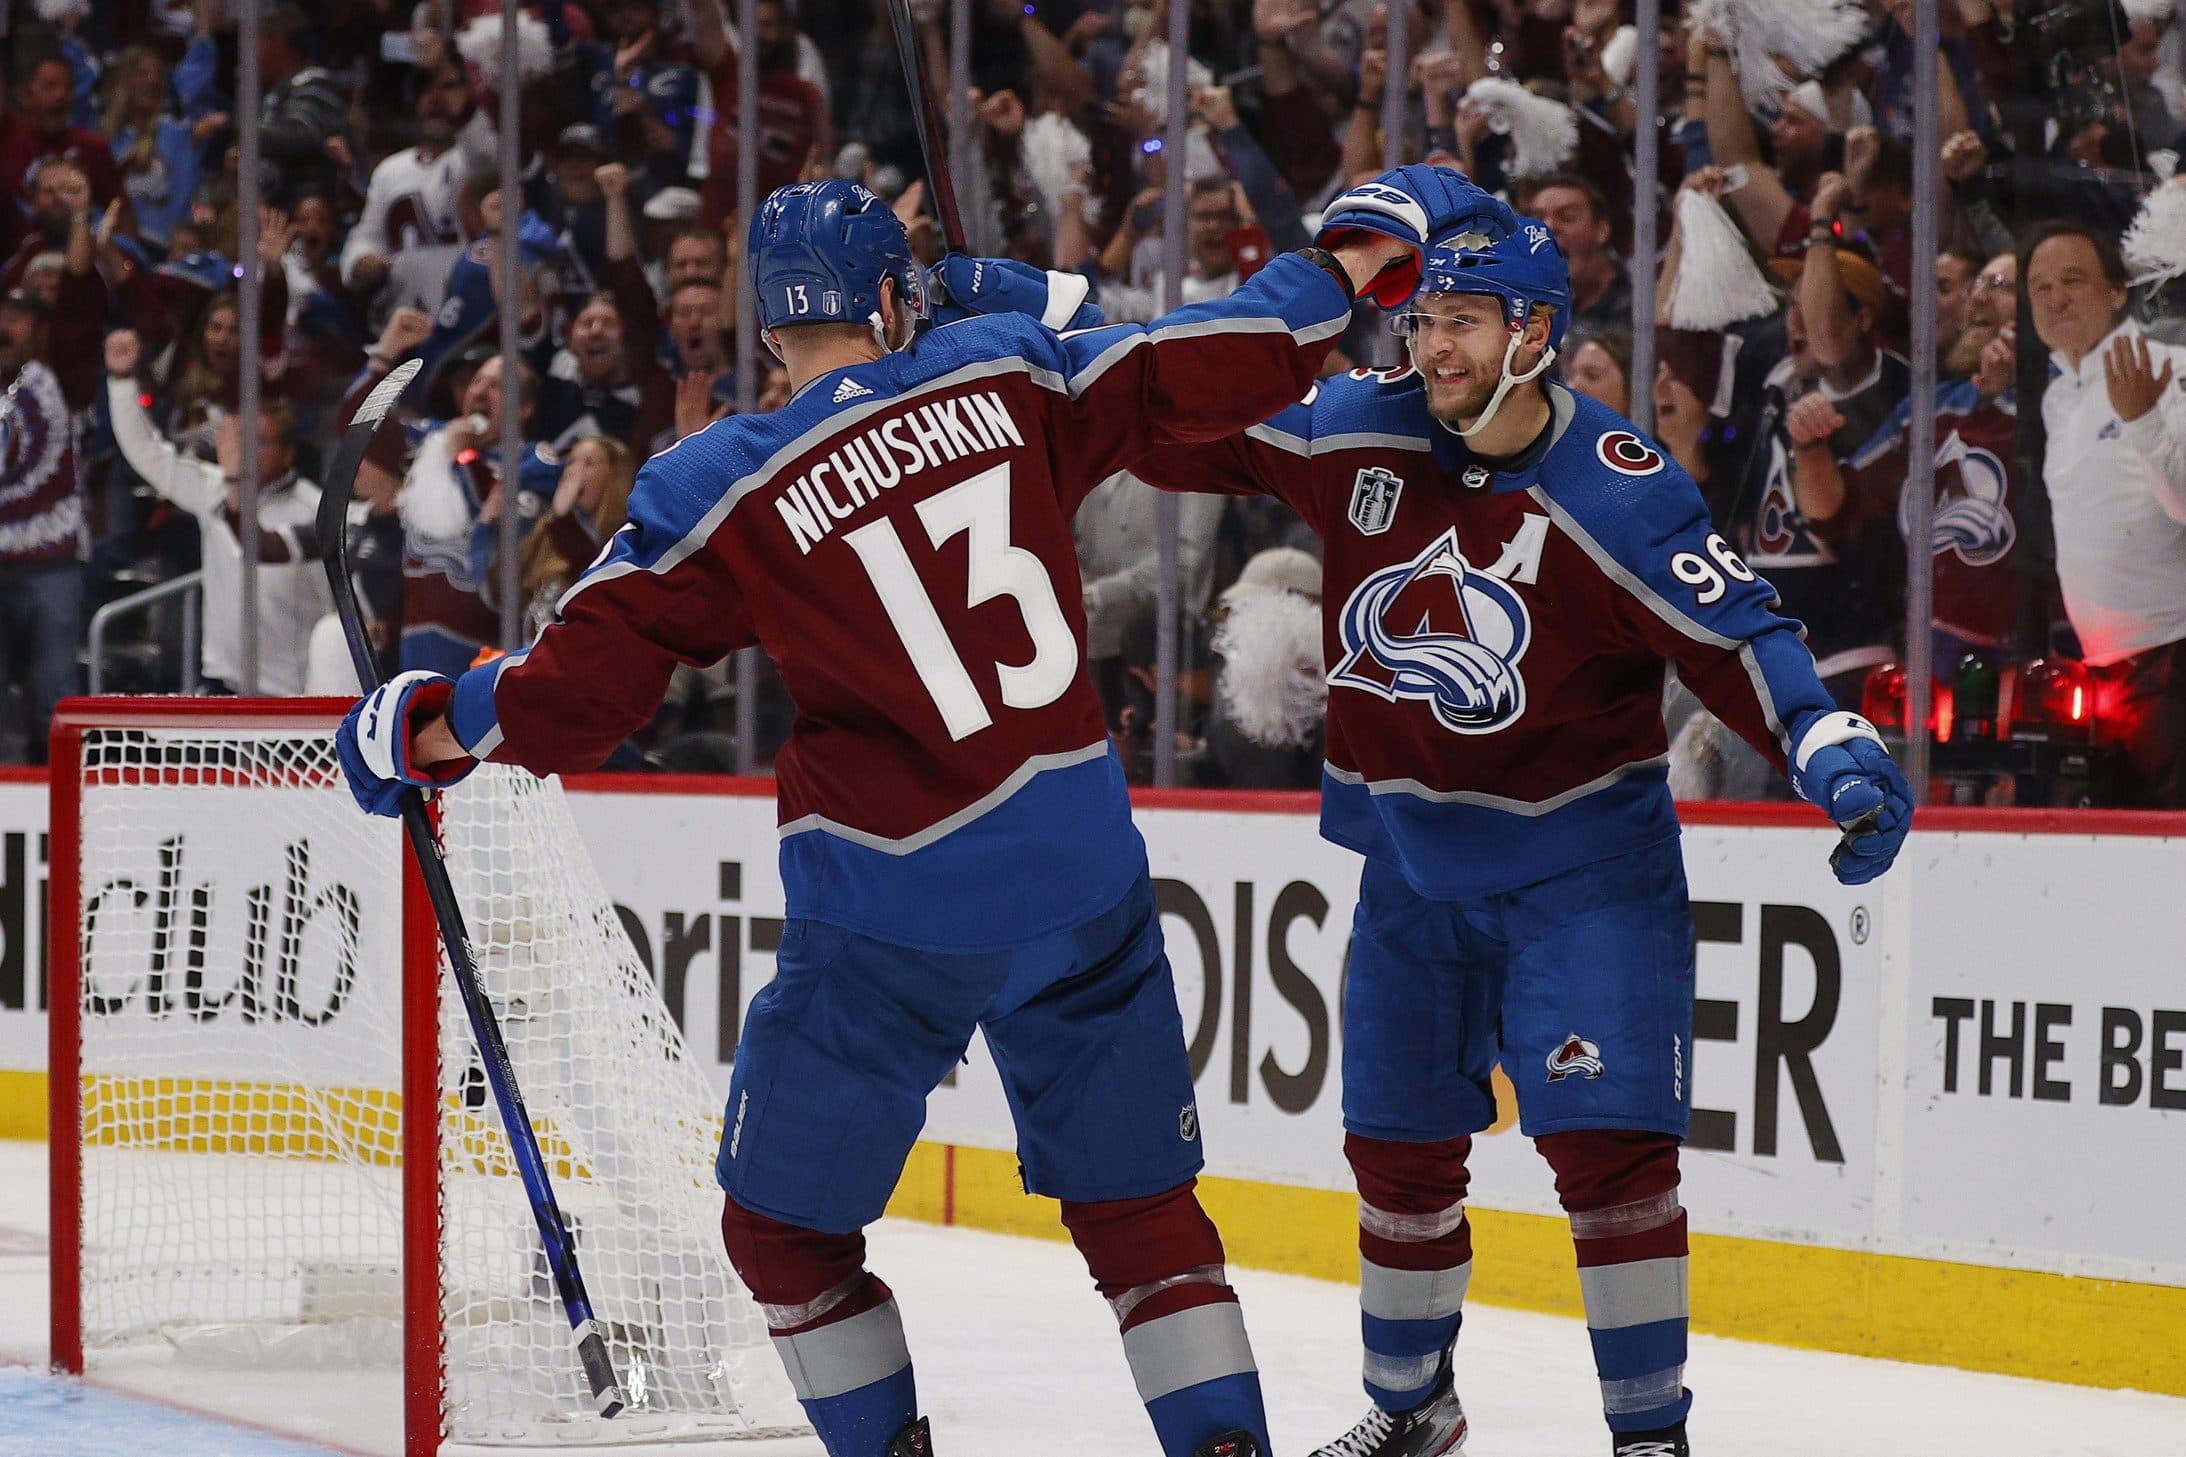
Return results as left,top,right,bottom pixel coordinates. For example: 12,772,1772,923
844,462,1079,741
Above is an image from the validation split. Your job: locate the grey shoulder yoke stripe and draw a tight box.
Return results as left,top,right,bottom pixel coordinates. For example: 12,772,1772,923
1236,423,1436,458
1316,429,1435,454
1528,482,1788,749
1527,486,1741,651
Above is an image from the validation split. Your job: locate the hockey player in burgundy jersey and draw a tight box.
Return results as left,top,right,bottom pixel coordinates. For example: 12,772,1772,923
335,171,1488,1457
1113,225,1913,1457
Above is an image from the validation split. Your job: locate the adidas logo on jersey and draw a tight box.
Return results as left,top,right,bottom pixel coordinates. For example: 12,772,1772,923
832,377,873,403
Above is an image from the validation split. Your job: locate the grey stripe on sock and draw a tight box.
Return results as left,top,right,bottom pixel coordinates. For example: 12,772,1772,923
1359,1197,1467,1243
1601,1364,1686,1416
1569,1189,1681,1240
760,1271,865,1330
1362,1347,1443,1397
1576,1256,1689,1331
1360,1256,1473,1322
770,1297,911,1401
1120,1301,1258,1403
1110,1263,1230,1324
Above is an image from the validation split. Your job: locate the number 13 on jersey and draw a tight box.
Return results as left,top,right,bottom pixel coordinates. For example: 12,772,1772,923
844,463,1079,741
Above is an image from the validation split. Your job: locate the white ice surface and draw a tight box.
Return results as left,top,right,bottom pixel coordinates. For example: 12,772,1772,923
4,1140,2182,1456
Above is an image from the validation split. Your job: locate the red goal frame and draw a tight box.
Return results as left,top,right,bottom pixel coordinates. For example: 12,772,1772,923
46,696,446,1454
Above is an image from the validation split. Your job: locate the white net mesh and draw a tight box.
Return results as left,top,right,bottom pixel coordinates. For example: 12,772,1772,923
70,722,808,1450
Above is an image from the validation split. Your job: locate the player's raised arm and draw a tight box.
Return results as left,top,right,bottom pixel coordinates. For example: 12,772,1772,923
1128,390,1329,523
938,165,1515,508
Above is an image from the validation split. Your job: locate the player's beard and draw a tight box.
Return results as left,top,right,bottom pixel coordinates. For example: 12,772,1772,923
1421,362,1499,428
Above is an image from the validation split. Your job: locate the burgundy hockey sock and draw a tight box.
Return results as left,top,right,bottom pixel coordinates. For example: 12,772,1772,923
721,1196,914,1457
1536,1131,1694,1436
1346,1132,1475,1409
1062,1180,1269,1457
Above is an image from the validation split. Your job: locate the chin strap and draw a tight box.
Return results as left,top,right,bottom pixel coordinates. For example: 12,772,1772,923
1451,328,1557,440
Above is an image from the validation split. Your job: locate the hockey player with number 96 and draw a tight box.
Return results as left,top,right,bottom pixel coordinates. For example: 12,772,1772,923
332,171,1498,1456
1079,219,1907,1457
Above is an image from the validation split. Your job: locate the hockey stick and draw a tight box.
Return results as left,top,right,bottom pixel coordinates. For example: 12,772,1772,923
316,362,629,1419
1827,807,1883,879
883,0,967,254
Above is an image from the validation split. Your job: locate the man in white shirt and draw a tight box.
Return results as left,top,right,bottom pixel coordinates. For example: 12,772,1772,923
104,330,329,696
341,62,477,318
2026,221,2186,806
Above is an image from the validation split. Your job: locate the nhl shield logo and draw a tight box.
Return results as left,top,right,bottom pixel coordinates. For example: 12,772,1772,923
1179,1103,1200,1142
1349,466,1404,535
1460,464,1492,490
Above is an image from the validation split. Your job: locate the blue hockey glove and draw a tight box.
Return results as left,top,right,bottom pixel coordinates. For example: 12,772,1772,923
336,669,475,818
926,256,1105,332
1790,712,1915,885
1315,164,1518,307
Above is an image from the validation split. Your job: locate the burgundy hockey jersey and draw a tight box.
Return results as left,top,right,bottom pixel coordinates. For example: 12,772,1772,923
446,253,1352,948
1846,378,2031,648
1136,369,1846,899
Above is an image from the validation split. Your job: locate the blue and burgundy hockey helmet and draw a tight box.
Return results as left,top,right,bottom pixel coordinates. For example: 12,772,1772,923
747,180,928,340
1408,218,1574,351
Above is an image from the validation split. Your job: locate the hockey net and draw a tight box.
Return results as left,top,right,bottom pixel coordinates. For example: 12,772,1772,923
48,699,809,1454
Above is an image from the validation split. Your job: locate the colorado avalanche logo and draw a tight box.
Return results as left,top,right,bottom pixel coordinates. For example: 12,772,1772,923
1331,528,1530,735
1545,1034,1606,1082
1595,431,1665,476
1751,440,1835,568
1904,430,2015,566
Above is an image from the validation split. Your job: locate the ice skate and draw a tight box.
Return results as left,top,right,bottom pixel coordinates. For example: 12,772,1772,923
1610,1422,1688,1457
1311,1352,1467,1457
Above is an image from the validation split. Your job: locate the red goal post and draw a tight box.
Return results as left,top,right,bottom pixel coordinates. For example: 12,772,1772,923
46,696,810,1456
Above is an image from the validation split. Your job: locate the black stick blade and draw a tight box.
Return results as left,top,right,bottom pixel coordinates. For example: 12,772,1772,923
884,0,967,254
318,358,424,692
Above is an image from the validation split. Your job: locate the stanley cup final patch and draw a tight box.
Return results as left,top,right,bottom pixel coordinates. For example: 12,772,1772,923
1349,466,1405,535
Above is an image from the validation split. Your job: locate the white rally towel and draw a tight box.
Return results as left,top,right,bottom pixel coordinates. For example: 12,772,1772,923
2124,178,2186,286
1667,188,1779,330
457,13,555,89
1688,0,1867,112
1021,113,1100,227
1462,78,1579,179
1214,591,1327,750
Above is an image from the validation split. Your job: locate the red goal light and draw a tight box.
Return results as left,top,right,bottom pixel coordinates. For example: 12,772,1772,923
2013,656,2095,740
1860,661,1958,739
1861,661,1907,731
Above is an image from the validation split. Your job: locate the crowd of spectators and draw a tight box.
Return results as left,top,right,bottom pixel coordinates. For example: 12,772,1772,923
2,0,2185,806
